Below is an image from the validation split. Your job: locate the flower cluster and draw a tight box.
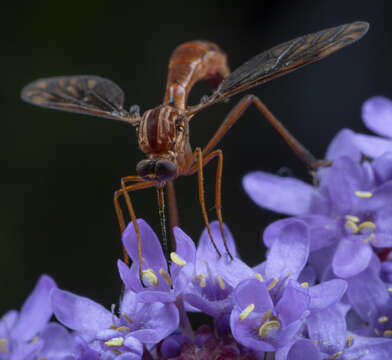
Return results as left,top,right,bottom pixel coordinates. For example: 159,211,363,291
2,96,392,359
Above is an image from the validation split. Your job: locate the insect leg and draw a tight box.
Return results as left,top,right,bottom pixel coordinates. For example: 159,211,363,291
202,94,330,169
166,181,179,251
114,179,155,278
186,149,233,260
184,148,222,258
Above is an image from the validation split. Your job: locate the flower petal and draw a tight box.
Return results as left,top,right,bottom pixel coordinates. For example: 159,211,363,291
276,339,322,360
131,303,179,344
265,220,309,280
39,322,74,357
196,221,237,261
373,152,392,183
234,278,273,314
118,260,143,292
362,96,392,137
243,171,314,215
332,236,372,278
325,128,361,161
354,133,392,158
122,219,167,272
275,281,310,326
307,304,347,354
11,274,56,341
309,279,347,310
51,288,113,341
346,267,390,322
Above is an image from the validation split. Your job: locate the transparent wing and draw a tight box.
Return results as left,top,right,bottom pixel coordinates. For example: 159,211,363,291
21,75,137,123
187,21,369,115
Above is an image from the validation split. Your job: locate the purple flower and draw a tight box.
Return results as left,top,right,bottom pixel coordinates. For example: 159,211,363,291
51,287,179,359
246,154,392,279
117,219,194,304
0,275,74,360
230,277,309,353
354,96,392,158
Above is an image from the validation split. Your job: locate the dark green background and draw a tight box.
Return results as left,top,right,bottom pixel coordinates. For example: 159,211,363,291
1,0,391,311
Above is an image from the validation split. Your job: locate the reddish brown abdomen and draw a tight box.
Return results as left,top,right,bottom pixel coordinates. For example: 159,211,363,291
163,41,230,110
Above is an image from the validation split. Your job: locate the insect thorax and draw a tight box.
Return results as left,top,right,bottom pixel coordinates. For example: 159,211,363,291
137,105,184,156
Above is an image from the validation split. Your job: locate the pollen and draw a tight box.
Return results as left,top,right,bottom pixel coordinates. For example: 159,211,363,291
388,287,392,293
374,328,381,336
363,233,375,243
104,336,124,347
345,335,354,347
301,282,309,288
239,303,255,321
170,252,186,266
330,351,343,359
378,316,389,323
384,330,392,337
358,221,376,233
256,273,264,282
116,326,131,332
217,275,225,290
313,339,318,345
354,191,373,198
159,268,172,286
345,215,360,223
268,277,278,290
141,268,159,287
194,274,206,288
344,220,358,234
121,313,133,324
260,309,272,324
0,338,7,354
258,320,280,338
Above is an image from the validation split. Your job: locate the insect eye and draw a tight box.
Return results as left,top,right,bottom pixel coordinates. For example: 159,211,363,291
136,160,156,178
156,160,177,181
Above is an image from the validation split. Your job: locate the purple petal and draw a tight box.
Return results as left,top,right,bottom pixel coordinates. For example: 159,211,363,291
366,181,392,213
234,279,273,314
39,322,74,357
121,337,144,358
373,152,392,183
136,290,175,303
264,216,337,251
345,336,392,359
131,303,179,344
160,334,190,358
325,128,361,162
51,288,113,341
243,171,314,215
122,219,167,272
275,282,310,326
230,308,275,352
346,267,390,322
196,221,237,261
118,260,143,292
353,133,392,158
332,236,373,278
307,304,346,354
173,227,196,264
277,339,322,360
11,275,56,341
265,220,309,280
362,96,392,137
309,279,347,310
216,257,255,288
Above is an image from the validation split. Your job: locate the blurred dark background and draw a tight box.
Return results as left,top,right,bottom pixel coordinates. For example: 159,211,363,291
1,0,391,312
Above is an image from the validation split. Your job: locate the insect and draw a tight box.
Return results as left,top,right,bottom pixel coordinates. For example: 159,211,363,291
21,21,369,278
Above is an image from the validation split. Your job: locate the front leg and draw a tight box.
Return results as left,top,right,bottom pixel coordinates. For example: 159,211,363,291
184,148,233,260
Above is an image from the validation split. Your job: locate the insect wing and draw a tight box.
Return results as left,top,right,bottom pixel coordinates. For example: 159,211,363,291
188,21,368,114
21,75,134,123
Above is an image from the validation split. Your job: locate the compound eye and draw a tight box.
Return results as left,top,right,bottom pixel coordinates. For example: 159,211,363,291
155,160,177,181
136,160,156,179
